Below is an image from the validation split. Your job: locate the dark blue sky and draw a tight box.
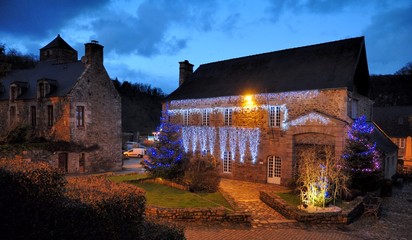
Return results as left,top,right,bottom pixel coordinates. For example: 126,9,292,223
1,0,411,93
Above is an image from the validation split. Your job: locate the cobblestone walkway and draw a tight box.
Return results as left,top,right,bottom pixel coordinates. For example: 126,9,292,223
347,183,412,240
185,179,412,240
219,178,296,227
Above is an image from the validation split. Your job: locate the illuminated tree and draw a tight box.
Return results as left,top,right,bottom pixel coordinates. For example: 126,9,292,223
343,116,382,191
144,113,188,180
297,145,348,208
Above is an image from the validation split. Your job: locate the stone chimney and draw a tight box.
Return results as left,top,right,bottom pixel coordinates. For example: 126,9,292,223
179,60,193,86
84,40,104,66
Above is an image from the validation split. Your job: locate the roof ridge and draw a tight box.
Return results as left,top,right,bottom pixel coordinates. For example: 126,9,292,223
198,36,364,67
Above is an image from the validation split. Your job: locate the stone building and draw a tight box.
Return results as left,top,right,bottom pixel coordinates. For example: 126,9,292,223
166,37,397,184
374,106,412,172
0,35,122,173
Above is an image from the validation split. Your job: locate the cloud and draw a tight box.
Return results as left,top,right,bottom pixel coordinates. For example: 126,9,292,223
0,0,110,39
265,0,392,21
106,62,176,93
363,4,412,74
91,0,218,57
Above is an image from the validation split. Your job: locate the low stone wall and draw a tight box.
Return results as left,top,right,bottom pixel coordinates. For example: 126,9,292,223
145,206,251,223
260,191,364,224
132,177,251,224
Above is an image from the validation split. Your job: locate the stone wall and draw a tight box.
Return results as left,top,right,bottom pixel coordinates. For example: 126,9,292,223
260,191,364,224
0,149,93,174
67,44,122,173
145,206,251,223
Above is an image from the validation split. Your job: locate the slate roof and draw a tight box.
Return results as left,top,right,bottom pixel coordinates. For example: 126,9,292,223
373,106,412,137
0,60,85,100
40,34,76,51
371,122,399,153
167,37,369,100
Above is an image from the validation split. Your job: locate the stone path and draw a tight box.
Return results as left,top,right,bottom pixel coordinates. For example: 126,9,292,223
185,179,412,240
219,178,296,227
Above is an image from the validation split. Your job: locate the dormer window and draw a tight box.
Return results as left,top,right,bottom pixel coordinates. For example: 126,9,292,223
39,82,45,98
37,79,57,98
9,82,28,101
10,85,17,101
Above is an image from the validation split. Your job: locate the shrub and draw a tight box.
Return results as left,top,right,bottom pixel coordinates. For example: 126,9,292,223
185,154,221,193
138,220,186,240
0,159,67,239
0,160,184,240
3,124,32,143
65,176,147,239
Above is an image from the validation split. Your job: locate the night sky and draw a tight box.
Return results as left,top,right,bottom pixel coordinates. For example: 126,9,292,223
1,0,411,93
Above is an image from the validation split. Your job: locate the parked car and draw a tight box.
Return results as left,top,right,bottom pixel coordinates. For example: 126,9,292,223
123,148,146,158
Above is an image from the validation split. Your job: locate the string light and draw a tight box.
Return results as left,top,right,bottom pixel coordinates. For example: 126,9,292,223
238,130,247,163
169,90,319,108
219,127,228,159
287,112,331,128
182,126,261,164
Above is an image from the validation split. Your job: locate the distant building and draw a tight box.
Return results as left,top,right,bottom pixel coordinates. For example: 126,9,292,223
0,35,122,173
374,106,412,171
166,37,397,184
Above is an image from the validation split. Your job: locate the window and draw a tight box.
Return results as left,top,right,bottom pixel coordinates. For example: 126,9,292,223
351,99,358,119
183,110,189,126
223,151,232,173
202,109,210,126
268,156,281,178
79,153,86,173
47,105,54,127
201,149,210,157
10,86,17,101
39,82,45,98
399,138,405,149
269,106,281,127
224,108,232,126
30,106,36,127
76,106,85,127
9,106,16,125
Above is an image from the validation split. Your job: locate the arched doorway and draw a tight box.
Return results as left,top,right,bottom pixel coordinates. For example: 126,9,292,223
293,133,335,178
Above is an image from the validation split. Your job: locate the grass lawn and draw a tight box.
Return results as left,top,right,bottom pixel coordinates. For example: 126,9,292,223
107,173,148,183
108,174,233,210
276,192,301,207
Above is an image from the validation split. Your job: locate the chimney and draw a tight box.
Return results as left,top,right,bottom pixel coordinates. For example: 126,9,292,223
179,60,193,86
84,40,103,66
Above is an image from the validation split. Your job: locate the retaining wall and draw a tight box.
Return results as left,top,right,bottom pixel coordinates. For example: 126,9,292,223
260,191,364,224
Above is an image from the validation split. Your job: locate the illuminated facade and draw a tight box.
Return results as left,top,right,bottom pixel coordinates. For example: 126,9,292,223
166,37,397,184
0,35,122,173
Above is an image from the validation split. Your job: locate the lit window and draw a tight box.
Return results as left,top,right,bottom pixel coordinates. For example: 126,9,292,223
47,105,54,127
183,110,189,126
76,106,85,127
223,151,232,173
202,109,210,126
269,106,281,127
399,138,405,149
224,108,232,126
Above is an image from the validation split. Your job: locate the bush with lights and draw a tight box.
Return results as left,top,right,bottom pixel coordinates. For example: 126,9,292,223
343,115,382,193
297,145,349,208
